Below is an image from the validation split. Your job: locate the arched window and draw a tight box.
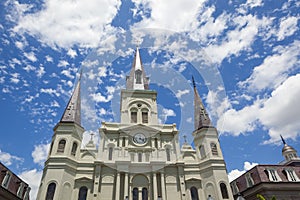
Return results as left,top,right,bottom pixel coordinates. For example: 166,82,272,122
135,70,142,84
122,137,126,147
166,148,171,161
108,147,113,160
78,186,88,200
154,138,158,149
190,187,199,200
199,145,206,159
220,183,229,199
71,142,78,156
131,109,137,123
210,142,218,156
142,188,148,200
142,110,148,123
57,139,66,153
132,187,138,200
45,183,56,200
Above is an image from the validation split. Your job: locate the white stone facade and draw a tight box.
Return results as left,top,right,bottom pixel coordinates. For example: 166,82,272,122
37,49,233,200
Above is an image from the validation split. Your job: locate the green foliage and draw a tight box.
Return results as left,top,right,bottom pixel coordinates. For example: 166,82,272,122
256,194,276,200
256,194,266,200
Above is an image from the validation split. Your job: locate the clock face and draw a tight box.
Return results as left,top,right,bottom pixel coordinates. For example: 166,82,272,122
133,133,147,144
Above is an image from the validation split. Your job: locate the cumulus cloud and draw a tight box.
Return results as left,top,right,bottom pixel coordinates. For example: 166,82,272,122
217,99,262,136
205,15,272,63
13,0,121,48
19,169,43,200
228,161,258,182
131,0,206,32
0,149,23,166
219,74,300,144
260,74,300,143
32,143,50,166
240,40,300,91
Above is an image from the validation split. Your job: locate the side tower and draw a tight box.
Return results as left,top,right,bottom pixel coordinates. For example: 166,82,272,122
37,78,85,200
281,135,300,166
192,77,234,200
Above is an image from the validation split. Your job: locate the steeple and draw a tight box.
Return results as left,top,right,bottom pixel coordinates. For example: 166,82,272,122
193,76,212,130
126,47,149,90
60,75,81,125
281,135,299,162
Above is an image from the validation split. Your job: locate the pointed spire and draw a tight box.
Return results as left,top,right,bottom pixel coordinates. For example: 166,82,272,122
280,134,286,145
126,47,149,90
60,73,81,125
193,76,212,130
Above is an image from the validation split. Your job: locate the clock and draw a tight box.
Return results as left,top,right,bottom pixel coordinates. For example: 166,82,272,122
133,133,147,144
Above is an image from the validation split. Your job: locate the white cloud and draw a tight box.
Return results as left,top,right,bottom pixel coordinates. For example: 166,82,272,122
40,88,60,96
13,0,121,48
132,0,206,32
61,69,75,79
260,74,300,144
58,60,70,68
19,169,43,200
90,92,113,103
160,108,176,123
277,16,298,41
0,149,23,166
32,143,50,166
240,40,300,91
175,89,190,99
245,0,263,8
228,161,258,182
219,74,300,144
24,52,37,62
205,15,272,63
36,66,45,78
217,99,262,136
67,48,77,58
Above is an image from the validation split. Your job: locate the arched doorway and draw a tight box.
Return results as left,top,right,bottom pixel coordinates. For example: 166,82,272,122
131,175,149,200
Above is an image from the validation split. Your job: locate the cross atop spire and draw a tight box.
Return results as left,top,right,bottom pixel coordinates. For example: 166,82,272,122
126,47,149,90
280,134,286,145
60,75,81,125
192,76,212,130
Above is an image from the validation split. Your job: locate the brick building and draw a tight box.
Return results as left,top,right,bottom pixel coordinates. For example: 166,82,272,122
0,162,30,200
230,136,300,200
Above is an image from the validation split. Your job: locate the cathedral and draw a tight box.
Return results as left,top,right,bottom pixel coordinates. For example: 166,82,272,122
37,48,233,200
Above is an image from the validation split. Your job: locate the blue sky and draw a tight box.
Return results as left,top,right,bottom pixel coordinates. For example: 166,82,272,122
0,0,299,198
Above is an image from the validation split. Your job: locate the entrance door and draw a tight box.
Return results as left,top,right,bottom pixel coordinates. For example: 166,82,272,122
132,188,139,200
142,188,148,200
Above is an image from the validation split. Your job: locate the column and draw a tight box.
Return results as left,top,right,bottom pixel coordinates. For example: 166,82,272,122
93,164,101,196
161,172,166,200
124,173,129,199
116,172,121,200
153,173,158,199
139,188,142,200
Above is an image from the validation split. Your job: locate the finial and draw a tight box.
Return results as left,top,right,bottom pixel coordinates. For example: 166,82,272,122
192,76,196,88
90,133,94,141
280,134,286,145
183,135,187,144
133,38,142,49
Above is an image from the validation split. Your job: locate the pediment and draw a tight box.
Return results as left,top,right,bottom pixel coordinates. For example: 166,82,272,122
81,150,96,160
75,177,93,182
120,124,161,137
185,177,201,182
